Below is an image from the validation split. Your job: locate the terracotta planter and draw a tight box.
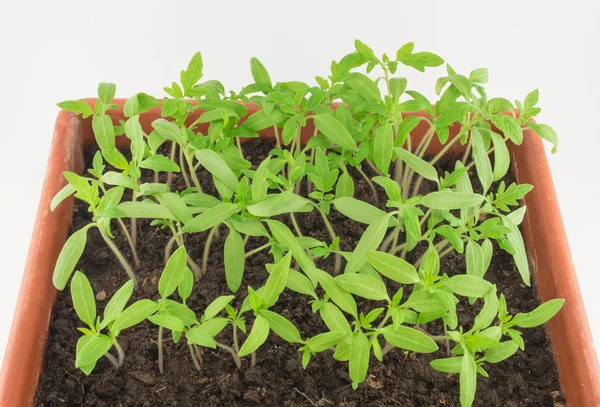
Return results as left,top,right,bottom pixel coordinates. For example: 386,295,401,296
1,100,598,406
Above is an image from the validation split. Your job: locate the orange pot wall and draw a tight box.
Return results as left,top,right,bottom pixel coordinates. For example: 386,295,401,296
1,100,598,406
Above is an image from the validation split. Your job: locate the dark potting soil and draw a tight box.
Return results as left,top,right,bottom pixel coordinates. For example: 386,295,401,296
34,138,565,407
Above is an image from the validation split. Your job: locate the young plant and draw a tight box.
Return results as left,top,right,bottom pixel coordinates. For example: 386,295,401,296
54,41,564,407
70,272,156,374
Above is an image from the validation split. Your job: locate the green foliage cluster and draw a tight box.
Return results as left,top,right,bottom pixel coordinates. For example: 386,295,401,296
53,41,562,406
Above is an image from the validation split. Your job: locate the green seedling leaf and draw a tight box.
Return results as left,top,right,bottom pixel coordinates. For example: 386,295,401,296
178,267,194,303
102,280,134,328
502,215,530,286
316,269,357,318
152,119,183,143
431,357,463,373
196,318,230,337
98,83,116,104
364,251,420,284
51,183,76,211
349,331,370,389
112,299,158,332
124,92,160,117
181,203,238,233
471,128,492,194
148,314,185,332
224,226,245,293
164,300,197,327
250,57,272,88
490,132,509,181
492,115,522,145
204,295,235,320
419,191,484,210
345,72,381,101
75,335,112,368
118,201,175,220
306,331,346,353
287,269,318,299
140,155,180,172
528,122,558,153
161,192,193,224
398,50,444,72
382,325,438,353
483,340,519,363
266,220,318,286
92,115,117,152
335,273,389,301
183,193,222,210
460,351,477,407
159,246,188,298
492,182,533,212
263,252,292,308
345,214,391,274
394,116,422,148
403,290,446,313
195,149,239,192
335,171,354,198
373,123,393,175
511,299,564,328
58,99,94,118
319,302,352,337
71,271,96,328
394,148,438,183
332,197,387,225
242,108,285,131
251,157,271,203
186,326,217,348
53,225,92,290
182,52,204,92
447,275,493,298
238,315,270,357
314,114,358,151
247,192,311,217
102,172,140,192
260,309,302,343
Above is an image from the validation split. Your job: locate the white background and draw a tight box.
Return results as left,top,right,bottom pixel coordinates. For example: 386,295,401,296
0,0,598,366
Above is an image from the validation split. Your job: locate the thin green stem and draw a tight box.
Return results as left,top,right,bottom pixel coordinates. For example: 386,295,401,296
235,136,244,159
189,344,202,371
167,142,177,189
114,339,125,367
184,150,203,193
116,218,140,267
104,352,120,369
201,225,219,279
400,137,413,198
365,159,384,177
461,138,472,164
317,206,341,274
179,147,192,189
215,341,242,369
380,226,400,252
390,242,407,255
356,166,379,206
245,243,272,258
273,125,281,150
390,212,402,252
428,115,477,167
233,325,240,354
158,326,164,374
99,228,137,288
289,213,303,237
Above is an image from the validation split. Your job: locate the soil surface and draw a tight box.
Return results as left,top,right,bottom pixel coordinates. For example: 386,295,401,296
34,138,564,407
